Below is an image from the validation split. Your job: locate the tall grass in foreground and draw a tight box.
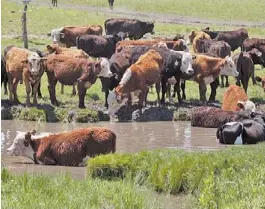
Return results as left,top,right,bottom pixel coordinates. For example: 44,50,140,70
1,169,161,209
87,145,265,208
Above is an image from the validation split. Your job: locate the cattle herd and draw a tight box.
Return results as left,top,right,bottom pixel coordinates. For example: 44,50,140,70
2,17,265,166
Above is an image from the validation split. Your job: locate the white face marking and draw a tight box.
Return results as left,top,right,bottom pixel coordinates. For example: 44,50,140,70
28,53,41,76
107,90,128,117
173,51,194,75
203,76,214,85
51,27,63,43
220,56,239,77
119,68,132,87
98,58,113,78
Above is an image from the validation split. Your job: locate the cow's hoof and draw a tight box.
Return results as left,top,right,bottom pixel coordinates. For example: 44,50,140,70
225,84,229,87
79,105,86,109
252,81,257,85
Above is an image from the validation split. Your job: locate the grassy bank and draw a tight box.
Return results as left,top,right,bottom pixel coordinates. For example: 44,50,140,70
1,169,163,209
35,0,265,22
86,145,265,208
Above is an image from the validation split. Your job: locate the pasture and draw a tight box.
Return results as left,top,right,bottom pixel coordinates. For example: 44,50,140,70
1,0,265,114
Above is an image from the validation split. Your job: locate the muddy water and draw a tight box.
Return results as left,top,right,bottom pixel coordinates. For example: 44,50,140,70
1,120,223,179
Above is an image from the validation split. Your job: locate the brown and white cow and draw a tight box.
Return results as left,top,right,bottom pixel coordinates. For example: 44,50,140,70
5,46,46,106
107,49,163,117
255,76,265,92
181,55,239,102
7,128,116,166
48,25,103,48
45,54,112,108
47,44,89,95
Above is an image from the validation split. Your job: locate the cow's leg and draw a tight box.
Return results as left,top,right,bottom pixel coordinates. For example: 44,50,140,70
72,84,77,96
32,80,41,106
155,80,161,106
181,80,186,100
138,87,148,108
60,84,64,94
4,76,8,95
174,76,182,104
251,71,257,85
161,77,167,105
220,76,225,88
77,82,87,108
37,81,42,98
47,72,59,106
105,90,109,108
56,0,57,7
199,83,207,102
167,83,173,103
12,79,21,104
7,75,14,102
25,81,32,107
209,78,219,102
225,76,229,87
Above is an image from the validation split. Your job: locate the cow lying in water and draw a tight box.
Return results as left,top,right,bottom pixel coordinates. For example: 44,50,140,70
216,119,265,145
7,128,116,166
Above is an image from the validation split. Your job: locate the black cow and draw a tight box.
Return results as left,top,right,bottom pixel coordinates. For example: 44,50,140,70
1,55,8,95
108,0,114,10
76,34,123,58
217,119,265,145
104,18,155,40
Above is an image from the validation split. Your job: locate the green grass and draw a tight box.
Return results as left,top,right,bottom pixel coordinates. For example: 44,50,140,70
32,0,265,22
1,169,162,209
87,145,265,208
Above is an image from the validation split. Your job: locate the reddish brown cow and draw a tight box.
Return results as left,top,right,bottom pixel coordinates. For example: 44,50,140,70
107,49,163,116
7,128,116,166
181,55,239,102
116,39,188,53
49,25,103,48
255,76,265,92
5,46,46,106
45,54,112,108
46,44,89,96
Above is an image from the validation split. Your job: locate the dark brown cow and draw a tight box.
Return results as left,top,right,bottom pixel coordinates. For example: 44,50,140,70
233,49,264,93
49,25,103,48
242,38,265,52
107,50,163,116
1,55,8,95
255,76,265,92
105,18,154,40
45,54,112,108
5,46,46,106
7,128,116,166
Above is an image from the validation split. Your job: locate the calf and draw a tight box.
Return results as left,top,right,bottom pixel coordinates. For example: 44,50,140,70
45,54,112,108
5,46,46,106
255,76,265,92
48,25,103,48
191,106,253,128
232,50,261,93
187,31,211,53
105,18,154,40
7,128,116,166
181,55,238,102
76,34,123,58
1,55,8,95
107,49,163,117
47,44,89,96
217,120,265,144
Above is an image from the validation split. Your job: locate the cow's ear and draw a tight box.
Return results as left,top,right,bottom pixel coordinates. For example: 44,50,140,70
47,33,51,36
24,132,32,147
205,27,210,31
31,130,36,135
21,59,28,64
192,54,196,59
255,76,262,82
46,45,52,50
191,31,195,36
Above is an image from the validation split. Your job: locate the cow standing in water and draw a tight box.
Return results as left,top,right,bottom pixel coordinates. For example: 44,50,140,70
52,0,57,7
108,0,114,10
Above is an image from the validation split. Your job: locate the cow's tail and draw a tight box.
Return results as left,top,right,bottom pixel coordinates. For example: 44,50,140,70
112,131,116,153
104,20,109,35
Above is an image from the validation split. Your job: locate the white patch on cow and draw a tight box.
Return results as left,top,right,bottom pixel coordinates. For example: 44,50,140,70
84,82,92,89
120,68,132,87
28,53,41,76
79,156,90,167
98,58,113,78
173,51,194,75
203,76,214,85
237,100,256,113
51,27,64,44
225,122,238,126
234,133,243,145
220,56,239,77
107,90,128,117
168,77,177,85
131,90,141,103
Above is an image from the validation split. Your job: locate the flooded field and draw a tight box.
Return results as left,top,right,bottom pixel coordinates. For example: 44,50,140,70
1,120,224,179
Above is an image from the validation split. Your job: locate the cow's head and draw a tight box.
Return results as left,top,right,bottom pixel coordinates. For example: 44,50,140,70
50,27,64,44
6,130,36,160
248,48,264,66
22,53,46,76
107,89,128,117
179,39,189,52
255,76,265,92
95,58,113,78
220,56,239,77
143,21,155,34
175,51,195,75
